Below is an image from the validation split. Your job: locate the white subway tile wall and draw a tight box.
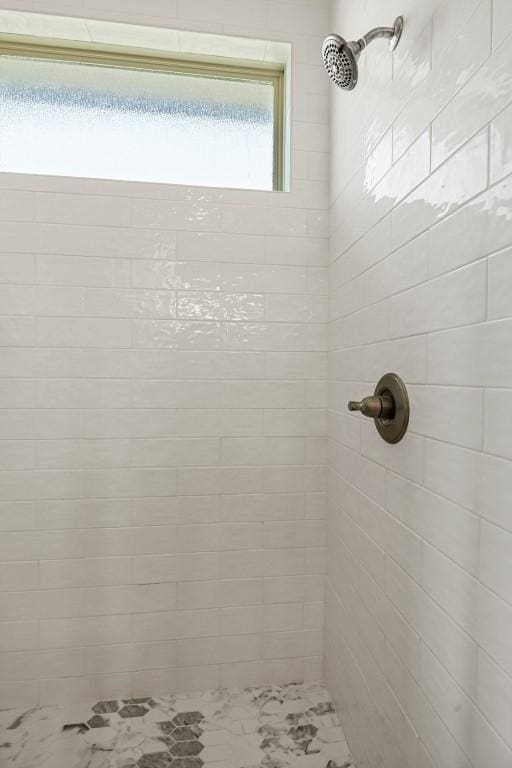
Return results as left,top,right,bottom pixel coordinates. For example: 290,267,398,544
327,1,512,767
0,0,329,707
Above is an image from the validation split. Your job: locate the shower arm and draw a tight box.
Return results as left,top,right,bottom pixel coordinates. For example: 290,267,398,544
359,27,396,48
355,17,404,52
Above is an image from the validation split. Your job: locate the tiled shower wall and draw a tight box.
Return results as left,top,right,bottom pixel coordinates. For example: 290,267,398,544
326,0,512,767
0,0,330,706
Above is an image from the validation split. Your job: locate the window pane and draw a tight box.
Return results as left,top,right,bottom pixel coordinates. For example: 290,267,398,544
0,55,276,190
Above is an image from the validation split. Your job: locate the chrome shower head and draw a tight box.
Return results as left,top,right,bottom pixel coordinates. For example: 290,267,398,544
322,16,404,91
322,34,360,90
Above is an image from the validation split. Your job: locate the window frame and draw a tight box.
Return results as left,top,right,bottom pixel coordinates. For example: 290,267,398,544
0,37,285,191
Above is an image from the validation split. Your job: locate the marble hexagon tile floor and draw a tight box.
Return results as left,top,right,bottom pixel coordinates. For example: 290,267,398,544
0,682,354,768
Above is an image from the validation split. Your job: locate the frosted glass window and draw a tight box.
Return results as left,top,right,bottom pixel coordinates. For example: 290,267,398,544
0,54,279,190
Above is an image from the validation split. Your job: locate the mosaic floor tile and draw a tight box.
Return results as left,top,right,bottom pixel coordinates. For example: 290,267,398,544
93,702,120,715
0,682,354,768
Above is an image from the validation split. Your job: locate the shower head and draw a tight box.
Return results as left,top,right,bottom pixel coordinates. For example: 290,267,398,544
322,34,360,90
322,15,404,91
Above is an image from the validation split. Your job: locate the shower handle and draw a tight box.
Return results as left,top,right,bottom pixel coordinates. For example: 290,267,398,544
347,373,410,444
348,395,394,420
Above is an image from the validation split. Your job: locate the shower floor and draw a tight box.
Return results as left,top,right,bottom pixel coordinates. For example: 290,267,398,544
0,681,354,768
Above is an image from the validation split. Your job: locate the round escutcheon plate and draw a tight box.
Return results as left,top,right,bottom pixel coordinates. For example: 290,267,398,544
390,15,404,51
373,372,409,444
